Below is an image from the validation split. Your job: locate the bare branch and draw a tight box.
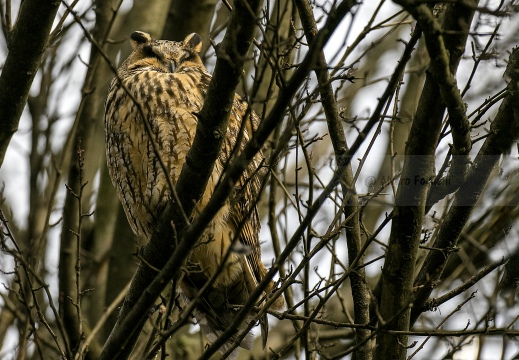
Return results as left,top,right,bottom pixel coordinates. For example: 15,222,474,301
0,0,60,167
412,46,519,324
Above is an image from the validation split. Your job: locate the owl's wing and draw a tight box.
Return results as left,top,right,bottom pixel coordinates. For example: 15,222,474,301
233,197,265,283
228,100,285,311
226,98,267,285
225,101,286,348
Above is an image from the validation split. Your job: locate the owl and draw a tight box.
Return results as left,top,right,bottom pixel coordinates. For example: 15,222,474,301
104,31,284,356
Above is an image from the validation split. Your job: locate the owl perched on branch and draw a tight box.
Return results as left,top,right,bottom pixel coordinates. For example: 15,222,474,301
104,31,284,355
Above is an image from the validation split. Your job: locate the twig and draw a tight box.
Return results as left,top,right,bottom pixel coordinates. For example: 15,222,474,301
408,291,477,359
76,281,131,359
0,210,69,358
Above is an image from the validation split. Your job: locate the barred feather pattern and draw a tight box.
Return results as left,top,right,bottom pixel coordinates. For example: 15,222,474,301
104,31,284,356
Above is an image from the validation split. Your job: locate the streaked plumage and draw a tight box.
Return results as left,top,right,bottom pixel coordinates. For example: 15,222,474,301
104,31,284,356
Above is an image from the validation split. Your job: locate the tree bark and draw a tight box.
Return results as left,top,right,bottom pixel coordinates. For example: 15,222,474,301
0,0,60,167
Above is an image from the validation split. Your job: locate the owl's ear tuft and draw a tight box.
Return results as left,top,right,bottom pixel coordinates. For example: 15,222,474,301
130,31,152,49
184,33,202,53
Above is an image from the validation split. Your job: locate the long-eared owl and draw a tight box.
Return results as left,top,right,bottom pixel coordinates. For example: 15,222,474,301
104,31,284,356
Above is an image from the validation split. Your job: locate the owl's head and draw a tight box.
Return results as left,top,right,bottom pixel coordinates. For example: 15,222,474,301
123,31,203,73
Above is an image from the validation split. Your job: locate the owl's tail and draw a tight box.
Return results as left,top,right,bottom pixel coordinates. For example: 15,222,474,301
180,258,283,359
193,292,255,359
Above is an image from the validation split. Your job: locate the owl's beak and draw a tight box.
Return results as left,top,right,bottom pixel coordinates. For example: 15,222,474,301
169,62,176,73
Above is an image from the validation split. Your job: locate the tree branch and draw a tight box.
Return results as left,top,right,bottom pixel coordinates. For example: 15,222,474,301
0,0,60,167
294,0,371,358
375,2,477,358
411,46,519,324
411,0,477,205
